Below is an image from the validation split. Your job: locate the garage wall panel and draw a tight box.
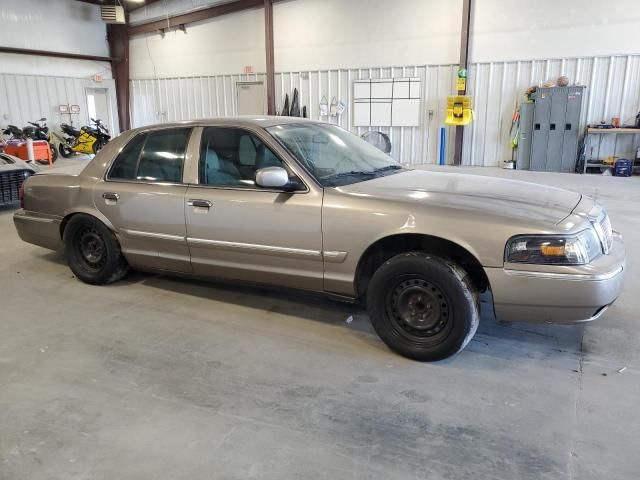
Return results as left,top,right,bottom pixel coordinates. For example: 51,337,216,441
0,73,119,135
130,54,640,167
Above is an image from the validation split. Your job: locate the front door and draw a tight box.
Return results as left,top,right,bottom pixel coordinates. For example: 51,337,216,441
185,126,323,291
93,127,193,273
236,82,266,115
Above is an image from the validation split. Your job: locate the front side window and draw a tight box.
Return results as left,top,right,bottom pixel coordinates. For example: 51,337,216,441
199,127,284,188
108,128,190,183
266,123,403,187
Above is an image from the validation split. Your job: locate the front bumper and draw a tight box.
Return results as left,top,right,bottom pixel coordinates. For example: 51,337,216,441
486,232,626,324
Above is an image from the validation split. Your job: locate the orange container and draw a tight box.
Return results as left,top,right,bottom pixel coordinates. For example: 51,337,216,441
4,140,52,166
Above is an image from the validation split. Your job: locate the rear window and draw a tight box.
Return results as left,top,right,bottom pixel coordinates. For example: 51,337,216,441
0,154,16,165
108,128,191,183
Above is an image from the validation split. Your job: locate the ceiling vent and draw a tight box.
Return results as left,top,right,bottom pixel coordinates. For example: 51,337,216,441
101,5,126,24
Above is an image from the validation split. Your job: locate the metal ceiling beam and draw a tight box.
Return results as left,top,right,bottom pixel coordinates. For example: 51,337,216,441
0,46,114,63
74,0,104,5
453,0,472,166
128,0,264,36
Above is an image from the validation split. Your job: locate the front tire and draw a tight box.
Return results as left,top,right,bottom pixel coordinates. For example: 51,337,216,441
63,214,129,285
92,139,104,155
59,143,73,158
366,253,479,361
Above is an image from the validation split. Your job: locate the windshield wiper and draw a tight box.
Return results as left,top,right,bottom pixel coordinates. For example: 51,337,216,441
373,165,403,172
326,170,378,179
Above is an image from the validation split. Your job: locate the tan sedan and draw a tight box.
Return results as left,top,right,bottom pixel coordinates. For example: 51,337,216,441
13,117,626,361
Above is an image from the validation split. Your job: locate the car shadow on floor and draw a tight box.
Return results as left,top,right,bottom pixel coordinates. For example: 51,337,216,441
34,249,585,364
137,270,585,363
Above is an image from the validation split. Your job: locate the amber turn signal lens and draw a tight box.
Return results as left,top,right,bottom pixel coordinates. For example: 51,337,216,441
540,244,565,256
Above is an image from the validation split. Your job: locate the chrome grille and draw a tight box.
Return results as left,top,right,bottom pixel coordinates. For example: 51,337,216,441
0,169,30,205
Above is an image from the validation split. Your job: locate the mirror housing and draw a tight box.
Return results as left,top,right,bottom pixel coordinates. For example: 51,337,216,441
255,167,301,191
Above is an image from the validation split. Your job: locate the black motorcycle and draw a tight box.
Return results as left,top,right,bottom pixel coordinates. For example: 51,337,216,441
26,118,58,163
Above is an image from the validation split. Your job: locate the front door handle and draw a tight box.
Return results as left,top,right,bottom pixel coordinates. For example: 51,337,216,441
187,199,212,208
102,192,119,202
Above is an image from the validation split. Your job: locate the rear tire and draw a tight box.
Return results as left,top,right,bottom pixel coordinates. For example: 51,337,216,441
63,214,129,285
366,253,479,361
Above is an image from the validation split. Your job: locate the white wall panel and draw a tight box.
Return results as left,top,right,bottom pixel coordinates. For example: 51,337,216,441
0,73,119,136
130,54,640,167
0,0,111,78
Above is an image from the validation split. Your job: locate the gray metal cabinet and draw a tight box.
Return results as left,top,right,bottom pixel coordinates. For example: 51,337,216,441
527,86,585,172
516,102,534,170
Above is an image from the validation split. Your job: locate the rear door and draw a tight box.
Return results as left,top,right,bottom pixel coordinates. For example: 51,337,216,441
93,127,193,273
184,126,324,291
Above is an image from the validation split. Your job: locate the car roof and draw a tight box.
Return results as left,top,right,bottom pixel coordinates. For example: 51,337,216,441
129,116,321,134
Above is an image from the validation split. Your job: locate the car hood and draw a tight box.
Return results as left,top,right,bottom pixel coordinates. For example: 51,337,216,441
337,169,582,225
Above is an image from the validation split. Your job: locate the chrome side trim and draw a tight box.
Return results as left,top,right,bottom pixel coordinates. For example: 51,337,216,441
122,229,186,243
323,251,348,263
504,265,623,282
14,214,58,224
187,237,322,260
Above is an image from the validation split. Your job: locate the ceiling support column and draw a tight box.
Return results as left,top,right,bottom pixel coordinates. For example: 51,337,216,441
453,0,472,166
107,23,131,132
264,0,276,115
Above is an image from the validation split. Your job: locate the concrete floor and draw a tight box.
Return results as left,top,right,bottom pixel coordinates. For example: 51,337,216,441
1,162,639,479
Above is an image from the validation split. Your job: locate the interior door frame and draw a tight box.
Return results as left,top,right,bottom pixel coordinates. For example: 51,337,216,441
235,81,266,115
84,86,114,133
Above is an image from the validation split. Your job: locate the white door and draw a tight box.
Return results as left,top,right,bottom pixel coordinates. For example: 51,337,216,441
236,82,266,115
86,88,112,131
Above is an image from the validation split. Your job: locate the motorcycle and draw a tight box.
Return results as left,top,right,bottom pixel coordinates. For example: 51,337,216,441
26,118,58,163
56,118,111,158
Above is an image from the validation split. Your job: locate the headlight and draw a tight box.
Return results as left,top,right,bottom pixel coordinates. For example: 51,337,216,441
505,229,602,265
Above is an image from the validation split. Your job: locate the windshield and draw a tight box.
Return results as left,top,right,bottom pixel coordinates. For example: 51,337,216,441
266,123,404,187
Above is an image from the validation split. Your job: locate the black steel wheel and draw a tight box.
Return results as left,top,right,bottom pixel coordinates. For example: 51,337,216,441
63,214,129,285
367,253,479,361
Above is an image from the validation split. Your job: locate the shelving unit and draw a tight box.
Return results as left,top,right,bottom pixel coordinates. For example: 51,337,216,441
582,128,640,174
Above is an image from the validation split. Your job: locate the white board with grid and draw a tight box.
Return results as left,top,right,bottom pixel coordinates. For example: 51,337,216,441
353,78,421,127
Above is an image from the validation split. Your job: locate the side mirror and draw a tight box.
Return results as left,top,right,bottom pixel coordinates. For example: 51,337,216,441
256,167,300,191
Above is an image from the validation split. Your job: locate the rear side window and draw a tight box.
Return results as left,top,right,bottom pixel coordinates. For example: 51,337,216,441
108,128,191,183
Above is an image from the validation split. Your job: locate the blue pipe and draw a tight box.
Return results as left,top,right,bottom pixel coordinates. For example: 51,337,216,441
439,127,446,165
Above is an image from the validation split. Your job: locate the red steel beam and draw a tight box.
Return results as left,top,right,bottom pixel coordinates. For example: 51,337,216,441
453,0,472,166
264,0,275,115
108,24,131,132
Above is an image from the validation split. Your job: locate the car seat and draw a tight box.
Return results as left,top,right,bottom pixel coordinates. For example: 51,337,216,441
204,148,241,185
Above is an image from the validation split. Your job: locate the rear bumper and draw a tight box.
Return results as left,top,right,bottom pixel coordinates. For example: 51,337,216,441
13,209,63,251
486,232,626,324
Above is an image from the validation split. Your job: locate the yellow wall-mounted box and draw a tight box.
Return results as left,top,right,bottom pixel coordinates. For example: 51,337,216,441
445,95,473,126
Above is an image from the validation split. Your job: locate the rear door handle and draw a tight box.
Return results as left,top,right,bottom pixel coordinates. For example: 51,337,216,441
187,199,212,208
102,192,119,202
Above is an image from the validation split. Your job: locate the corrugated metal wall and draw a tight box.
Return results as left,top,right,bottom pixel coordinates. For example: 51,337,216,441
130,54,640,166
0,73,119,136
